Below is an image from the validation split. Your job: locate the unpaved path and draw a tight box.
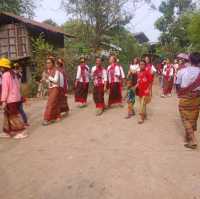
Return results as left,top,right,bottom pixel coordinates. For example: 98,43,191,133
0,84,200,199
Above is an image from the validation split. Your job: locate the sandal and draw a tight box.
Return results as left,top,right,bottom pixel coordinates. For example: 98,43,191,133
184,143,197,149
13,132,28,139
0,133,11,138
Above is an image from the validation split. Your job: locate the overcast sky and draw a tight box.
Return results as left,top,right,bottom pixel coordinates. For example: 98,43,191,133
35,0,162,42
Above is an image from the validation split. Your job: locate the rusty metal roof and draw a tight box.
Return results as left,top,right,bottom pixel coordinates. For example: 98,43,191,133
0,12,75,38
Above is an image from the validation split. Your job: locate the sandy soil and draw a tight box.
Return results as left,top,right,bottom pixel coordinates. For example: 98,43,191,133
0,84,200,199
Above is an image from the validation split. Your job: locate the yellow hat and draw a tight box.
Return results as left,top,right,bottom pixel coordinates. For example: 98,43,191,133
0,58,11,69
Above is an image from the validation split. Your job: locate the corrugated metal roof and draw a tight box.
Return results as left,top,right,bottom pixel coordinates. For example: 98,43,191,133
0,12,75,38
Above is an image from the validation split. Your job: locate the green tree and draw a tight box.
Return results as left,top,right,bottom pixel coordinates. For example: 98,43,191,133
62,0,152,51
155,0,196,57
0,0,36,18
43,19,58,27
187,12,200,51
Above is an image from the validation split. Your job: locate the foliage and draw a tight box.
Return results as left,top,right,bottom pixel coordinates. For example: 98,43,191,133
155,0,196,57
108,26,148,71
187,12,200,51
0,0,36,18
62,0,152,51
31,34,54,74
42,19,59,27
28,34,54,96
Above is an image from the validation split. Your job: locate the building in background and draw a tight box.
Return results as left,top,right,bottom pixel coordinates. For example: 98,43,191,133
0,12,74,82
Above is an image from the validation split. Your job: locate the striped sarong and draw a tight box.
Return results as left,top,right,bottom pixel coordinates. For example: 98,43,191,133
179,95,200,138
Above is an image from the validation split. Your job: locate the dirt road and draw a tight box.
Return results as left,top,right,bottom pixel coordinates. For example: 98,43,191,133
0,85,200,199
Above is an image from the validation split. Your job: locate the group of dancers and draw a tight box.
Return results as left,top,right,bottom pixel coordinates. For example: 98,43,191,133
0,53,199,150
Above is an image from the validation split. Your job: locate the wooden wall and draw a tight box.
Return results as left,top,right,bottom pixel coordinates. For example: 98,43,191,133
0,23,30,60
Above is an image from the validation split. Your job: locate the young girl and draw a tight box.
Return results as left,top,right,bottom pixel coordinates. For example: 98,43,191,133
125,76,136,119
137,60,152,124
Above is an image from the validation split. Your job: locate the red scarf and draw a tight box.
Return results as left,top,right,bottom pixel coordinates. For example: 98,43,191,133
178,73,200,96
93,66,103,86
80,64,88,83
109,63,116,83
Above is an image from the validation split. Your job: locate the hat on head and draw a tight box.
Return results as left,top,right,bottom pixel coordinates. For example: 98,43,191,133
0,58,11,69
177,53,189,61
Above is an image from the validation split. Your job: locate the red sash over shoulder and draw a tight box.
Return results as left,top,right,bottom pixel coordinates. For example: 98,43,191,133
178,73,200,97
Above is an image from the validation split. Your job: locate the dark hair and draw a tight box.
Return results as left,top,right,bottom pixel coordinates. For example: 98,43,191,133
140,59,146,64
47,57,55,66
190,52,200,66
110,55,117,63
132,57,140,64
96,56,103,61
57,58,64,67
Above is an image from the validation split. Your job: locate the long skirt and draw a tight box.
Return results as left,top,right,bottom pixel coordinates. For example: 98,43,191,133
59,88,70,113
3,102,25,136
93,85,105,109
138,96,151,117
75,82,89,104
163,77,173,95
179,96,200,139
44,87,60,122
108,82,122,106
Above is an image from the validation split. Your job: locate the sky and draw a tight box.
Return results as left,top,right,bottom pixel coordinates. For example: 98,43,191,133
35,0,162,42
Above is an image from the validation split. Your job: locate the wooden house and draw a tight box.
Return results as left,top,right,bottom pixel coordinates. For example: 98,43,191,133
0,12,74,82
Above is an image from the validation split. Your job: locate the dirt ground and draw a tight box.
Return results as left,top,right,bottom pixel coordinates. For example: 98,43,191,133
0,84,200,199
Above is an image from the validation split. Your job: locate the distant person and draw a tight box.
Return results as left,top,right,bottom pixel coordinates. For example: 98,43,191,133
176,52,200,149
37,69,48,98
107,55,122,107
136,60,152,124
161,58,175,97
75,57,90,108
91,57,107,116
0,58,27,139
129,57,140,87
144,56,157,97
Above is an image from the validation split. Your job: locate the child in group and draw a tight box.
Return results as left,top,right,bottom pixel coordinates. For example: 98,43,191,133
125,76,136,119
137,60,152,124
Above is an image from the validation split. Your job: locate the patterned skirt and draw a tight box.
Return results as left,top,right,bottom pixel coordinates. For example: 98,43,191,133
44,87,61,121
93,85,105,109
59,88,70,113
3,102,25,136
179,95,200,136
75,82,89,103
163,77,173,95
108,82,122,106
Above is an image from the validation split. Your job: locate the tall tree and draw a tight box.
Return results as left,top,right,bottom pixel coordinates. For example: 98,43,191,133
155,0,196,56
62,0,151,51
43,19,58,27
0,0,36,18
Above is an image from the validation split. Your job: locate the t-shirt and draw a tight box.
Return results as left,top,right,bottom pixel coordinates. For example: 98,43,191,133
176,65,200,91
